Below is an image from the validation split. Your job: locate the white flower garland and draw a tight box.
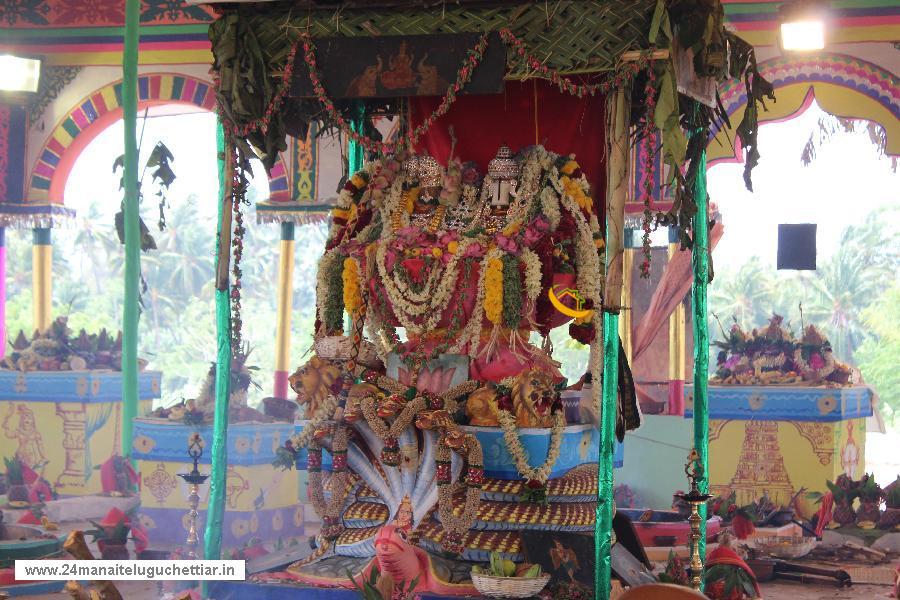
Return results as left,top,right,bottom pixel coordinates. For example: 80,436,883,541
521,248,542,305
497,410,565,484
540,186,562,230
374,240,469,334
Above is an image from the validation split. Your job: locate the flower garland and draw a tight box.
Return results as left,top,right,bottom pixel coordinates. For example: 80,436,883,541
639,64,658,278
498,28,650,99
342,257,363,319
302,33,489,155
501,254,523,330
218,43,299,139
229,152,250,355
307,425,353,542
435,433,483,555
374,240,466,334
316,250,345,335
521,248,542,305
497,408,565,486
483,256,505,325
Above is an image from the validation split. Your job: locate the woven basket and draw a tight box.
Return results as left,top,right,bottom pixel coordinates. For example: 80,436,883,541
753,536,817,559
471,573,551,599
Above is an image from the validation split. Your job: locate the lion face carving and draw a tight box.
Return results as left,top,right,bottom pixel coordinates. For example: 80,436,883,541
289,356,340,416
466,369,558,428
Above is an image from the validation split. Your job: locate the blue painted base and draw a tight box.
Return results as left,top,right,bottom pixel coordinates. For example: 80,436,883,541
684,384,873,421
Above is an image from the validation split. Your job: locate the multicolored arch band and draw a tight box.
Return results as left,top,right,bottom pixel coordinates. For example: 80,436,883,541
709,53,900,165
27,73,289,204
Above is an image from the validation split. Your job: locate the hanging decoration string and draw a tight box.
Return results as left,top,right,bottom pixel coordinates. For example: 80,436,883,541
301,32,489,155
498,28,650,98
221,29,656,160
639,65,658,278
230,149,249,355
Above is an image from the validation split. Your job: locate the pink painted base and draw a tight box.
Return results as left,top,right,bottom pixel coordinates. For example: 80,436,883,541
273,369,289,400
667,379,684,415
0,245,5,360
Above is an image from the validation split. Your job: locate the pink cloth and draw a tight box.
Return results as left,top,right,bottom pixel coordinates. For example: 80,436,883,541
631,222,724,411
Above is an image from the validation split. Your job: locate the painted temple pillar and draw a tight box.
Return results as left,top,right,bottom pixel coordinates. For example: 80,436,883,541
273,222,295,399
0,226,5,359
667,226,686,416
255,124,324,401
619,228,635,364
32,227,52,333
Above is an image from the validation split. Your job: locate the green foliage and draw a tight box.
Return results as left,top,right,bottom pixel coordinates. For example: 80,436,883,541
856,284,900,425
704,564,757,598
347,564,418,600
4,457,24,484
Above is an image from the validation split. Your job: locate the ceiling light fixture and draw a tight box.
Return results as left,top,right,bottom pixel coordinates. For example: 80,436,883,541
0,54,42,93
779,1,827,52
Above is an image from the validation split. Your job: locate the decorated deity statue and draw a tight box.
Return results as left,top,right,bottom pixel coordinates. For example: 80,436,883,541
276,144,641,595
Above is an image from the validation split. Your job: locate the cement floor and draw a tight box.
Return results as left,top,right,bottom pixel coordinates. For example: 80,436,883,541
14,580,895,599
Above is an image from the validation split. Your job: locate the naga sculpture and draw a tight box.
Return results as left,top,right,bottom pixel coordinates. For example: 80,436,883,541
271,145,640,595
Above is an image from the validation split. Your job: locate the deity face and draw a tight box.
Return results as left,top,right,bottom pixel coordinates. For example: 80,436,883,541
18,407,36,432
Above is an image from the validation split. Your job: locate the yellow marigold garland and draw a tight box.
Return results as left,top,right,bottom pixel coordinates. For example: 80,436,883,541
484,257,504,325
342,257,363,318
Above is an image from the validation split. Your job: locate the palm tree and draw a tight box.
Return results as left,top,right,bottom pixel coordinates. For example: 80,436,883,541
709,256,777,331
802,212,899,363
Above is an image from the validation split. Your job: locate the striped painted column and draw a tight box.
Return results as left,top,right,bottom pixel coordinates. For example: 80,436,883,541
32,227,52,333
619,229,634,364
667,227,686,416
0,227,5,359
273,222,296,399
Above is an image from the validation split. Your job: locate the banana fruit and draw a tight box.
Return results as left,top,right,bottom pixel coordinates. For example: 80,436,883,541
473,551,543,578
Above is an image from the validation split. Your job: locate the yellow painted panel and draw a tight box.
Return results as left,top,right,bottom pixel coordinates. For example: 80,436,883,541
0,399,151,497
708,418,866,519
137,459,299,511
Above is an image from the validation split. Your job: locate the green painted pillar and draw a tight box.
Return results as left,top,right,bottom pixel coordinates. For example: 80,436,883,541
690,120,710,566
203,122,232,570
120,0,140,461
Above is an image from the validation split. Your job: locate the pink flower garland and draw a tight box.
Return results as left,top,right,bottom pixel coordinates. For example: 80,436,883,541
498,28,648,98
640,65,658,278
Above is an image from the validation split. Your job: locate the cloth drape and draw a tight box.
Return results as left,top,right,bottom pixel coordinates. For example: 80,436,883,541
632,222,724,404
410,79,607,213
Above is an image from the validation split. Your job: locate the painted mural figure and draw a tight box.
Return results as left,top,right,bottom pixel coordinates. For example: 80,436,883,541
549,538,580,582
380,41,416,89
3,403,47,470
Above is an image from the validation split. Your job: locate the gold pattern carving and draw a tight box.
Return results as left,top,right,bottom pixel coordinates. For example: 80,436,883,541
144,463,177,505
708,419,731,443
728,420,795,506
790,421,834,466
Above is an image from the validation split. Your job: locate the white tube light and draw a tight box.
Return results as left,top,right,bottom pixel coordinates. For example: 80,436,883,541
780,20,825,51
0,55,41,93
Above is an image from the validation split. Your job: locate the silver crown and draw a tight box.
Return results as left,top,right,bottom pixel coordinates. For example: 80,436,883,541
488,145,520,181
417,153,443,188
402,155,421,179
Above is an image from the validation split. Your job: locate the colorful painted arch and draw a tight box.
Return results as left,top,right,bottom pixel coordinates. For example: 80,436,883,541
27,73,289,204
709,53,900,165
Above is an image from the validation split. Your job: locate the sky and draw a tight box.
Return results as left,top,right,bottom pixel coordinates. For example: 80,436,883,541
706,99,898,270
65,111,269,223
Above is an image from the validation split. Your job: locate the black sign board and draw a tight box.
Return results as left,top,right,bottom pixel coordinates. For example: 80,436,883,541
777,223,817,270
291,31,505,98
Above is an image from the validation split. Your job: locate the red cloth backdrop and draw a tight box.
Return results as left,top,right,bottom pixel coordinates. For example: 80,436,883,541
410,80,607,214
